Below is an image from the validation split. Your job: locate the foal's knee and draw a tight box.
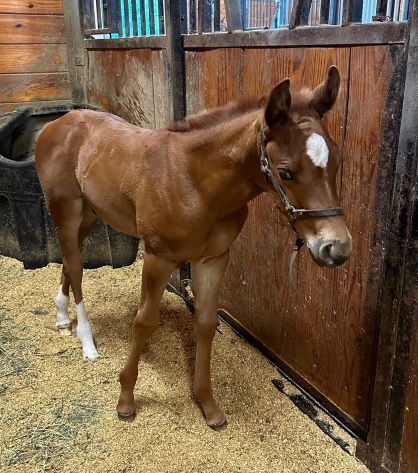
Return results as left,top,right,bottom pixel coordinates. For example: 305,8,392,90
195,316,218,339
132,311,159,338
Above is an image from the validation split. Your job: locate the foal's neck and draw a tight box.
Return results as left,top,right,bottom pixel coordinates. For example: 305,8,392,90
187,110,265,214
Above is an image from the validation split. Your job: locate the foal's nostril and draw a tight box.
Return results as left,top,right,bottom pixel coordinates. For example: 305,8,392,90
319,242,334,264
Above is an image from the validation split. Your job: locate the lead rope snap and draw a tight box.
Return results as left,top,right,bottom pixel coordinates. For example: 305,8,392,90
289,237,305,287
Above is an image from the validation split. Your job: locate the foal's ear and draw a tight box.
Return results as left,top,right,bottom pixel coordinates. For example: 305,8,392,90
311,65,340,117
265,79,291,127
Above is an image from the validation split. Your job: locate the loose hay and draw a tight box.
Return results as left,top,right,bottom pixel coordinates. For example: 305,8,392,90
0,255,370,473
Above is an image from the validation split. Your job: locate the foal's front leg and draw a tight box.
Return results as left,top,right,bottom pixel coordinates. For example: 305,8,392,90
192,250,229,430
117,253,176,418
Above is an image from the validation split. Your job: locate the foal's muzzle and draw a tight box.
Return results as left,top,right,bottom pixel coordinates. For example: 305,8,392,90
308,238,352,267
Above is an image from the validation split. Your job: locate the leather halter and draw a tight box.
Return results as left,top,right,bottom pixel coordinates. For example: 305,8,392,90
259,130,343,222
258,130,343,285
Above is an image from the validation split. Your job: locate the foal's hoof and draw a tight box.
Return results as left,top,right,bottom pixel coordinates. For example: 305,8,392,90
209,418,228,432
82,349,100,362
58,325,72,337
57,324,72,336
208,419,228,432
117,410,137,422
116,398,137,421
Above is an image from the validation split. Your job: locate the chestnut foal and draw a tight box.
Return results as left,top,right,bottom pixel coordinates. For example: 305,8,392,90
35,66,352,430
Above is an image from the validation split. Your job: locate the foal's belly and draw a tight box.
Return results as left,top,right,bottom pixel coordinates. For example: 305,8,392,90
76,160,139,237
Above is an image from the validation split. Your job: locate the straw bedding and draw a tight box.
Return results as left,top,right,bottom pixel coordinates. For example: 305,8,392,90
0,255,369,473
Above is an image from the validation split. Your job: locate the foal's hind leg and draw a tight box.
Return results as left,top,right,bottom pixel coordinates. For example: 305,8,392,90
117,253,176,418
191,251,229,430
54,208,97,338
52,198,99,361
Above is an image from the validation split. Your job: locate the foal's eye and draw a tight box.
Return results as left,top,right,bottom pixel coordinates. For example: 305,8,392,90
279,170,293,181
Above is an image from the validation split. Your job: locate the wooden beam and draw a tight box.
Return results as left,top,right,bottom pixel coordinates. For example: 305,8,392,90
224,0,242,31
164,0,185,121
62,0,87,103
363,1,418,471
84,35,167,49
182,23,407,48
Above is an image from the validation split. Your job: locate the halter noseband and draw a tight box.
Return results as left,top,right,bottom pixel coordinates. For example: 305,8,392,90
259,129,343,285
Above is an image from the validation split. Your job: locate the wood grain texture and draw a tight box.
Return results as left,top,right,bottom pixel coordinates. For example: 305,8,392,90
152,50,171,129
400,335,418,473
186,46,398,433
0,0,63,15
0,44,68,73
0,72,70,102
0,14,66,43
88,49,159,127
333,46,396,430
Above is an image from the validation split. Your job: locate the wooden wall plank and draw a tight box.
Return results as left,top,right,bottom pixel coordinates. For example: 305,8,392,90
0,14,66,44
333,46,397,430
87,49,156,127
400,334,418,473
151,50,171,129
0,72,70,102
0,44,68,73
0,0,63,15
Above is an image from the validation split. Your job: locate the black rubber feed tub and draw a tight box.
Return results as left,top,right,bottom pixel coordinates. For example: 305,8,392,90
0,104,139,269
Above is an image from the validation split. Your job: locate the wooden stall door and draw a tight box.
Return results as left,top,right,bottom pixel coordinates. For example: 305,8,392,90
185,45,402,435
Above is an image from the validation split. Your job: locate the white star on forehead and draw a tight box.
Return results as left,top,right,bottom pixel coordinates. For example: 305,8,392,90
306,133,329,168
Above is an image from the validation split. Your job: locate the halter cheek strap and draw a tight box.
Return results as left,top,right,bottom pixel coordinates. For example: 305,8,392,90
258,130,343,285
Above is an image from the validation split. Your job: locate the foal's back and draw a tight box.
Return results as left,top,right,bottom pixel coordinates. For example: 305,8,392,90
35,109,175,239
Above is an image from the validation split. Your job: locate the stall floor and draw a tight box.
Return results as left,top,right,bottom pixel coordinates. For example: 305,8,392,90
0,256,370,473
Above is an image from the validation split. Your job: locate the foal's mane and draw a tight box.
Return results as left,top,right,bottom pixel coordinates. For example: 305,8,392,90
167,96,265,133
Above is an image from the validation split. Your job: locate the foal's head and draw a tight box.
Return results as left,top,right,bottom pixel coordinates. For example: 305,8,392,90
261,66,352,267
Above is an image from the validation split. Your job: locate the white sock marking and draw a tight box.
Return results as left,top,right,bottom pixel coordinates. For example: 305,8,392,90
76,301,99,361
306,133,329,168
55,285,71,328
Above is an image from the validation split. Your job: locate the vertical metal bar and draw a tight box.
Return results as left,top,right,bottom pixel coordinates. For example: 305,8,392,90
82,0,95,31
158,0,165,33
103,0,111,28
131,0,138,36
342,0,362,25
320,0,330,23
149,0,155,34
225,0,243,30
110,0,122,35
214,0,221,30
123,0,130,35
289,0,313,28
376,0,388,15
139,0,147,34
95,0,102,28
198,0,204,32
203,0,212,31
179,0,187,34
189,0,197,32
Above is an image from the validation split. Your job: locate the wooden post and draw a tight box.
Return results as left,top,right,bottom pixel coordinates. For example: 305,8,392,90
164,0,190,291
62,0,87,103
164,0,185,121
225,0,243,31
362,1,418,471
